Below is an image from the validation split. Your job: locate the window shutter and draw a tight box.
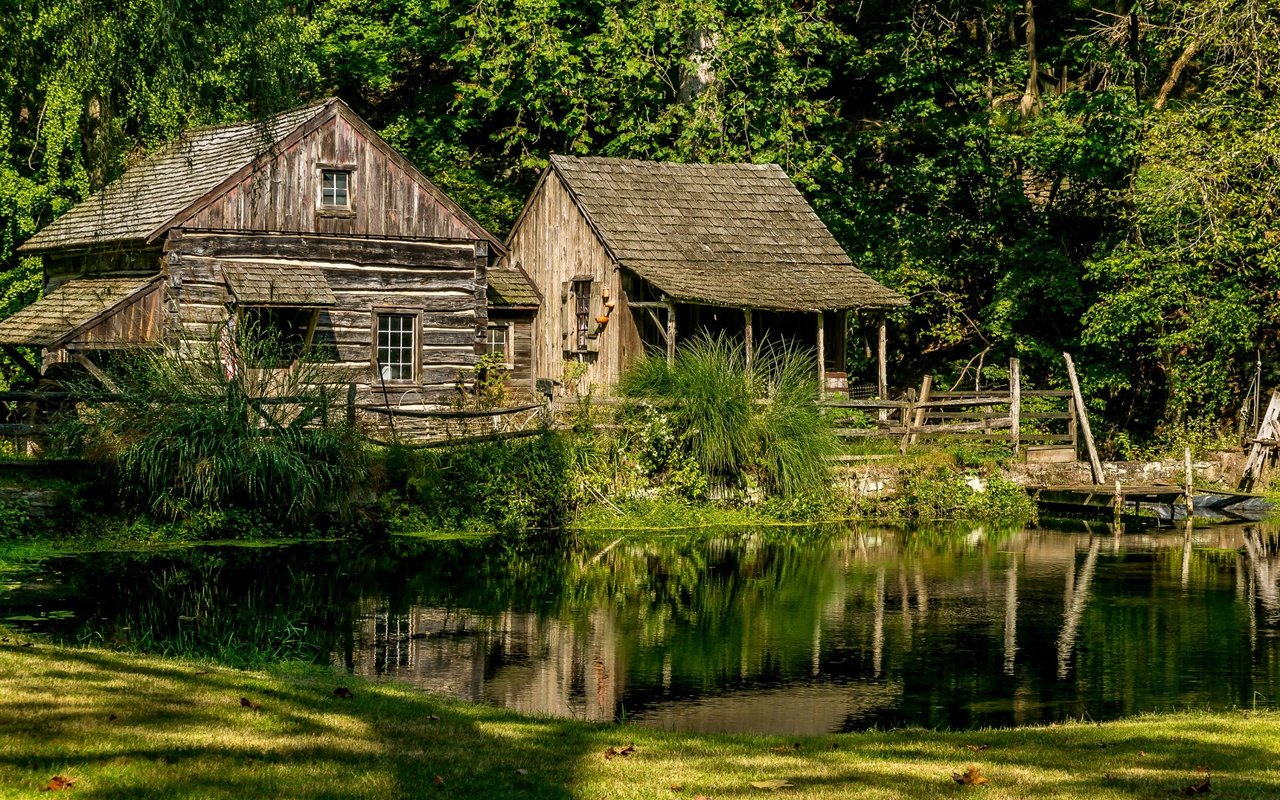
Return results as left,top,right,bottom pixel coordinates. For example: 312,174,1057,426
585,282,602,353
560,281,572,350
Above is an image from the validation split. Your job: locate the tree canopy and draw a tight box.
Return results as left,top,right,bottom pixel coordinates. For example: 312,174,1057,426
2,0,1278,442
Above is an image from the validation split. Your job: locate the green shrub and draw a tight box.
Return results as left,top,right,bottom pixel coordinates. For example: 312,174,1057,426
618,333,839,497
68,332,367,526
398,431,574,532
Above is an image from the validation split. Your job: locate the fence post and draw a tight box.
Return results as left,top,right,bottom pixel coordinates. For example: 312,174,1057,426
908,374,931,447
1009,357,1021,459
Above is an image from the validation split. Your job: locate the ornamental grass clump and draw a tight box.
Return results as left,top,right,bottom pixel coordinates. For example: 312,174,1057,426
75,330,366,526
618,332,839,497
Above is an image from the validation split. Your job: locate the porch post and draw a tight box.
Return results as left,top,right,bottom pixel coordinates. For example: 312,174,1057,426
665,298,676,366
876,312,888,400
744,307,754,372
816,311,826,398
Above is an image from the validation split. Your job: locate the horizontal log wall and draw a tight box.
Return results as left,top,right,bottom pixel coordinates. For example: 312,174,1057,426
165,230,486,405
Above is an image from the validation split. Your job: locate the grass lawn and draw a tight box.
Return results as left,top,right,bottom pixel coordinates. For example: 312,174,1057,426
2,639,1277,799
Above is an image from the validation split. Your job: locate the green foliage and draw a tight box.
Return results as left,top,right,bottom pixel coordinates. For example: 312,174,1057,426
0,497,33,540
387,431,574,532
64,334,366,526
886,468,1035,523
619,333,839,497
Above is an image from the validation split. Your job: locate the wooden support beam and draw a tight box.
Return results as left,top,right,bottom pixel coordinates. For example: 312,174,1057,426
665,298,676,366
301,308,321,354
74,352,120,393
744,308,754,373
1,345,41,383
876,313,888,399
1241,390,1280,491
1009,357,1021,458
908,374,932,446
1063,352,1104,484
816,311,825,398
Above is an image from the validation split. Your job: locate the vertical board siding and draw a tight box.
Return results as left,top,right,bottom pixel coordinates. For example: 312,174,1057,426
506,172,640,395
184,115,477,242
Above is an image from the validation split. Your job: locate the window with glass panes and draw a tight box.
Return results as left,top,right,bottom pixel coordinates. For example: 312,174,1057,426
486,324,510,363
321,169,350,207
376,313,415,380
573,279,592,350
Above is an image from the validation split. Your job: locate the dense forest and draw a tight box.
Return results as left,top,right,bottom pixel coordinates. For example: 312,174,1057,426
1,0,1277,443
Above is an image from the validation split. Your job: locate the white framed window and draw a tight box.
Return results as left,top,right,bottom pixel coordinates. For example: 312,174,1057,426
321,169,351,208
375,312,416,381
486,323,511,365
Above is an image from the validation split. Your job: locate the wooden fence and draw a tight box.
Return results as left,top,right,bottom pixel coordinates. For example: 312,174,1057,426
820,358,1079,456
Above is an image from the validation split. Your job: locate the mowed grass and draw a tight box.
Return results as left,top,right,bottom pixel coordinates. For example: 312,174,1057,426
2,640,1280,799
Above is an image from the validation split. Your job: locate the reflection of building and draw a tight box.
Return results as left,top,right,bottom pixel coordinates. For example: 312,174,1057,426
345,604,623,721
337,526,1280,734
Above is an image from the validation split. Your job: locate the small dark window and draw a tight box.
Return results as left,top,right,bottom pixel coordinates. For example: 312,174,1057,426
486,323,510,363
321,169,350,208
573,279,592,351
238,307,311,366
376,313,415,381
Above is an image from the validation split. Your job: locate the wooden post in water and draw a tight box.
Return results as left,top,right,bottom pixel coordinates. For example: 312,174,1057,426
877,313,888,422
1009,357,1021,458
1113,480,1123,523
1064,352,1105,484
1184,447,1194,515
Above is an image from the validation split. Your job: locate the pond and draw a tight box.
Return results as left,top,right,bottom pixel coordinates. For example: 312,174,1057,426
3,523,1280,735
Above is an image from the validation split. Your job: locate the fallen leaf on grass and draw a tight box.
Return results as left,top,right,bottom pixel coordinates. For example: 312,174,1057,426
669,784,683,791
1184,766,1211,796
42,776,75,791
427,714,440,722
750,779,794,791
515,769,528,776
694,796,711,800
770,743,800,754
604,744,637,760
1138,749,1146,757
434,775,445,787
964,744,989,752
239,697,261,710
333,687,354,698
951,766,991,787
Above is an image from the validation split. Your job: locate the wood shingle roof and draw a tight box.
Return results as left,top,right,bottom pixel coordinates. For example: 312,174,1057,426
223,262,336,307
487,263,540,307
548,155,905,312
20,103,330,252
0,277,159,347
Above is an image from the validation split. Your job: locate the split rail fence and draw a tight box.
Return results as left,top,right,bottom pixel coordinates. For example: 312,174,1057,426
820,358,1079,457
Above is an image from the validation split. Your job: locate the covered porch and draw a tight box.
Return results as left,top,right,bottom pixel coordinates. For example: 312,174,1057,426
622,270,900,398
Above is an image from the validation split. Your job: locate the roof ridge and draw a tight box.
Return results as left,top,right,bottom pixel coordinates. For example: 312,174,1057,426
173,98,333,138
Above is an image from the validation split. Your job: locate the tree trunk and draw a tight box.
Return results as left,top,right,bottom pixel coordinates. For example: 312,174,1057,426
1019,0,1041,117
1154,41,1198,110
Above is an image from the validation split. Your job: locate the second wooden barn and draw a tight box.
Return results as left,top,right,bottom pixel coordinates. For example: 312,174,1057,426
505,156,906,396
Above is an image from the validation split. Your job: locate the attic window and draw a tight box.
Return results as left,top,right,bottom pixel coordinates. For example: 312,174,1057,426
321,169,350,208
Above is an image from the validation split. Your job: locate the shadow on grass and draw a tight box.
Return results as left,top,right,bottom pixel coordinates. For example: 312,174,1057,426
0,642,583,799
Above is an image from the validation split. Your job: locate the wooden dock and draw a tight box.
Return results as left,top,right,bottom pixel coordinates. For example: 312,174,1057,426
1030,483,1268,523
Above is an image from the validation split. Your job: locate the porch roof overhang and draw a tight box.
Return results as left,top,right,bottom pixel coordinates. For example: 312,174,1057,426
0,276,163,349
627,260,908,312
223,262,336,307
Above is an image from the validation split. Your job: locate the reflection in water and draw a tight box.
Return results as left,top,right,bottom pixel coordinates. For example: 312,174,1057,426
9,524,1280,734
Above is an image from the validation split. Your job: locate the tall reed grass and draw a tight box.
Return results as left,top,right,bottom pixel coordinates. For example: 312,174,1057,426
618,333,839,497
70,330,366,525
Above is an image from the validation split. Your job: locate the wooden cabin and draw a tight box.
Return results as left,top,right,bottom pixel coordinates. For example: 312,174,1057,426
505,156,907,395
1,98,538,408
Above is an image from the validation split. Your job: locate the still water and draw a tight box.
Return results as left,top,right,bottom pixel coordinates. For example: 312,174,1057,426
4,524,1280,734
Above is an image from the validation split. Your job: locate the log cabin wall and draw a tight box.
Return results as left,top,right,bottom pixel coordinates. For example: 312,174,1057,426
164,230,486,405
505,171,643,395
183,110,480,241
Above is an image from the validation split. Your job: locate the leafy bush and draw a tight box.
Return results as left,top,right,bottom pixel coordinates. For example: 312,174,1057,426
618,333,839,497
389,430,574,532
888,468,1035,522
68,333,367,526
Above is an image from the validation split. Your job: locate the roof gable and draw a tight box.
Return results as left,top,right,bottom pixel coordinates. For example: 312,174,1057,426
545,155,905,311
21,99,504,254
21,102,331,252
